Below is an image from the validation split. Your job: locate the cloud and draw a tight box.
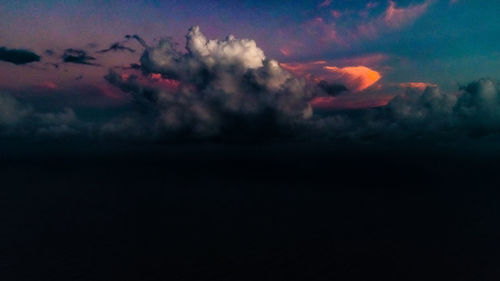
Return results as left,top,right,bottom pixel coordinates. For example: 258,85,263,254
454,79,500,127
356,0,432,39
384,0,431,29
278,1,432,57
106,26,313,138
388,78,500,131
62,49,99,65
323,66,381,92
0,92,32,126
97,42,135,53
125,34,148,48
309,78,500,144
281,61,381,93
97,34,148,54
35,108,81,136
318,0,331,8
0,47,41,65
387,85,456,122
0,92,84,137
311,94,393,110
399,82,438,91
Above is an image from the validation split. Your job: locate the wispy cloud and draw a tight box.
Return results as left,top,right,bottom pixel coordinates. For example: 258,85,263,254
384,0,431,29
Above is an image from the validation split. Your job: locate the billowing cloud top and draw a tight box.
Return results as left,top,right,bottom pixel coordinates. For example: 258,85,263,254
106,26,313,138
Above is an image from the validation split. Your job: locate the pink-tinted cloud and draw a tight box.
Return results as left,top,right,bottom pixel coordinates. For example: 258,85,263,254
357,0,431,39
279,47,292,57
318,0,331,8
330,10,342,19
277,0,432,58
148,73,181,90
366,2,379,9
119,71,181,92
384,0,431,29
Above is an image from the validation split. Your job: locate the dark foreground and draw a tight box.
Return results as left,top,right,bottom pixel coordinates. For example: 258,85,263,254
1,142,500,280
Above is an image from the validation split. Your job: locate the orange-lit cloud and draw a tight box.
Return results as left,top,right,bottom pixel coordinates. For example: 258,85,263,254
323,65,382,92
280,54,386,76
280,57,384,92
399,82,437,91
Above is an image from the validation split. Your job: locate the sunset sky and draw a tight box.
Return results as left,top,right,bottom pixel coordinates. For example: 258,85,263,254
2,1,498,101
1,0,500,141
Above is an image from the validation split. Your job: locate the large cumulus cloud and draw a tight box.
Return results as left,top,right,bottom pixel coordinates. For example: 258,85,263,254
106,26,313,138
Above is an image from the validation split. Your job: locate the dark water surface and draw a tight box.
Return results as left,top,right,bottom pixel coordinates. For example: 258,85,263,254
1,143,500,280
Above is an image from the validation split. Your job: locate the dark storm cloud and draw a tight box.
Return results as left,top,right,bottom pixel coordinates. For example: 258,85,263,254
62,49,99,66
97,42,135,53
0,47,41,65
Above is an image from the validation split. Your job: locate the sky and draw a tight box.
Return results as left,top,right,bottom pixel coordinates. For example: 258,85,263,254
3,3,500,279
1,0,500,144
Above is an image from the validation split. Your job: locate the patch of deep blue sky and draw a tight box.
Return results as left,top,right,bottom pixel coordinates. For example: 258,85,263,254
1,0,500,88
